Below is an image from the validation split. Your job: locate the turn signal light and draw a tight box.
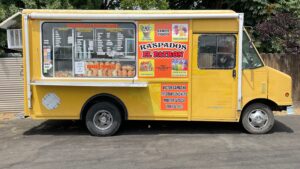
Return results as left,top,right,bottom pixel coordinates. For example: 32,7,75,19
285,92,290,97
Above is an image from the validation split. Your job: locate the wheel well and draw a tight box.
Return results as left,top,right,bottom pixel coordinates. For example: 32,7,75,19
242,98,281,113
80,93,128,121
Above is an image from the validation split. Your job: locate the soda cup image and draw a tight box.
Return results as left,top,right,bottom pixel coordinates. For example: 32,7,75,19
182,60,188,70
178,61,183,70
141,25,152,40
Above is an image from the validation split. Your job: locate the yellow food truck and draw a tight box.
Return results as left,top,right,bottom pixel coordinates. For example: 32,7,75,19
18,9,291,136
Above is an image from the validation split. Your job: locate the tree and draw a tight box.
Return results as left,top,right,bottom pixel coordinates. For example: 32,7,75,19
0,0,74,55
120,0,168,9
70,0,119,9
1,0,299,55
22,0,73,9
0,0,24,55
168,0,238,10
256,13,300,54
253,0,300,53
168,0,277,26
168,0,300,54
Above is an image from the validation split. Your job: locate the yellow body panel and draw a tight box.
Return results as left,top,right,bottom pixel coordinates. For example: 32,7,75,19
267,67,292,105
30,85,188,120
242,67,268,106
191,35,237,121
21,9,292,122
192,19,238,33
191,69,237,120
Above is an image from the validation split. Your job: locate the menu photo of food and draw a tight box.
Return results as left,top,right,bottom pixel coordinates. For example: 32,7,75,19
55,71,73,77
172,24,188,42
75,61,135,78
139,59,155,77
139,24,155,42
171,59,188,77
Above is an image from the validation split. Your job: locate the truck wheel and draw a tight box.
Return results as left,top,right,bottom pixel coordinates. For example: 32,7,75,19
241,103,274,134
85,102,121,136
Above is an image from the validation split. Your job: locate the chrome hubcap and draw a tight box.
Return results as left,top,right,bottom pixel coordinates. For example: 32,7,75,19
248,109,268,129
93,110,113,130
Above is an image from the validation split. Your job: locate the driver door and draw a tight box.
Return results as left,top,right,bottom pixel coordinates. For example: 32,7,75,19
191,34,238,121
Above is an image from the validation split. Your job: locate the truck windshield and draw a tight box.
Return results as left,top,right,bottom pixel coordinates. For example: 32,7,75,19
242,31,264,69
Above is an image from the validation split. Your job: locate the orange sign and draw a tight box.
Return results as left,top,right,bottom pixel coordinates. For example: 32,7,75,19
161,83,188,110
138,22,189,78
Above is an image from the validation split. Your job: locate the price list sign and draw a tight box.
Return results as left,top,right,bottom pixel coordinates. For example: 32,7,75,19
53,28,73,47
53,28,73,60
75,28,94,59
95,29,126,57
161,83,188,110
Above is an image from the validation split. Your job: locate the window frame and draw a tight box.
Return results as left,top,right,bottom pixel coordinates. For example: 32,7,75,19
40,21,138,80
242,30,265,70
197,34,237,70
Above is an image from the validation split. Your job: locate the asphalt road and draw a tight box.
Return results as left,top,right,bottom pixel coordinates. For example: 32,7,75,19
1,116,300,169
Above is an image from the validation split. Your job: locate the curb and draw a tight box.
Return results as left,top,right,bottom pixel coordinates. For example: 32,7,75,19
0,113,24,121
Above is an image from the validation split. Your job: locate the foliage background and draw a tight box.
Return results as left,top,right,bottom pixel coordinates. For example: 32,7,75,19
0,0,299,56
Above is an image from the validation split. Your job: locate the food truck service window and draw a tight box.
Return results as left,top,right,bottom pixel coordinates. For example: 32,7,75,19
41,22,136,78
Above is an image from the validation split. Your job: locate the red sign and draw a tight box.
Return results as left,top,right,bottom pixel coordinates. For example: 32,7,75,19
161,83,188,110
138,22,189,78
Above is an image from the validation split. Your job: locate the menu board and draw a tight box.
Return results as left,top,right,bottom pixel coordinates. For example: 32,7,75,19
52,28,73,77
72,24,135,59
75,28,94,59
138,21,189,78
42,27,73,76
95,29,126,57
53,28,73,61
53,28,73,48
41,22,136,78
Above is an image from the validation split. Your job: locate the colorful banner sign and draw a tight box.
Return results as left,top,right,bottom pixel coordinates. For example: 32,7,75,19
161,83,188,110
138,21,189,78
43,46,52,73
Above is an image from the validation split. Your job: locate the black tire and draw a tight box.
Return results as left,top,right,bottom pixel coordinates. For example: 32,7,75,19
85,102,122,136
241,103,274,134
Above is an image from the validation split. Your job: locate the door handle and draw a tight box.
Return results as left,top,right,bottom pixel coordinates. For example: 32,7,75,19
232,69,236,78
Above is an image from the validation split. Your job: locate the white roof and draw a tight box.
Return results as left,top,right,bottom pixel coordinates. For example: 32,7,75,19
0,12,21,29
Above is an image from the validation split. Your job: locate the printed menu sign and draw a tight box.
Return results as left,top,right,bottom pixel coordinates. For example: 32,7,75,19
41,22,136,78
53,28,73,47
53,28,73,62
75,28,94,59
66,23,135,60
74,61,85,75
94,29,126,56
161,83,188,110
138,21,189,78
